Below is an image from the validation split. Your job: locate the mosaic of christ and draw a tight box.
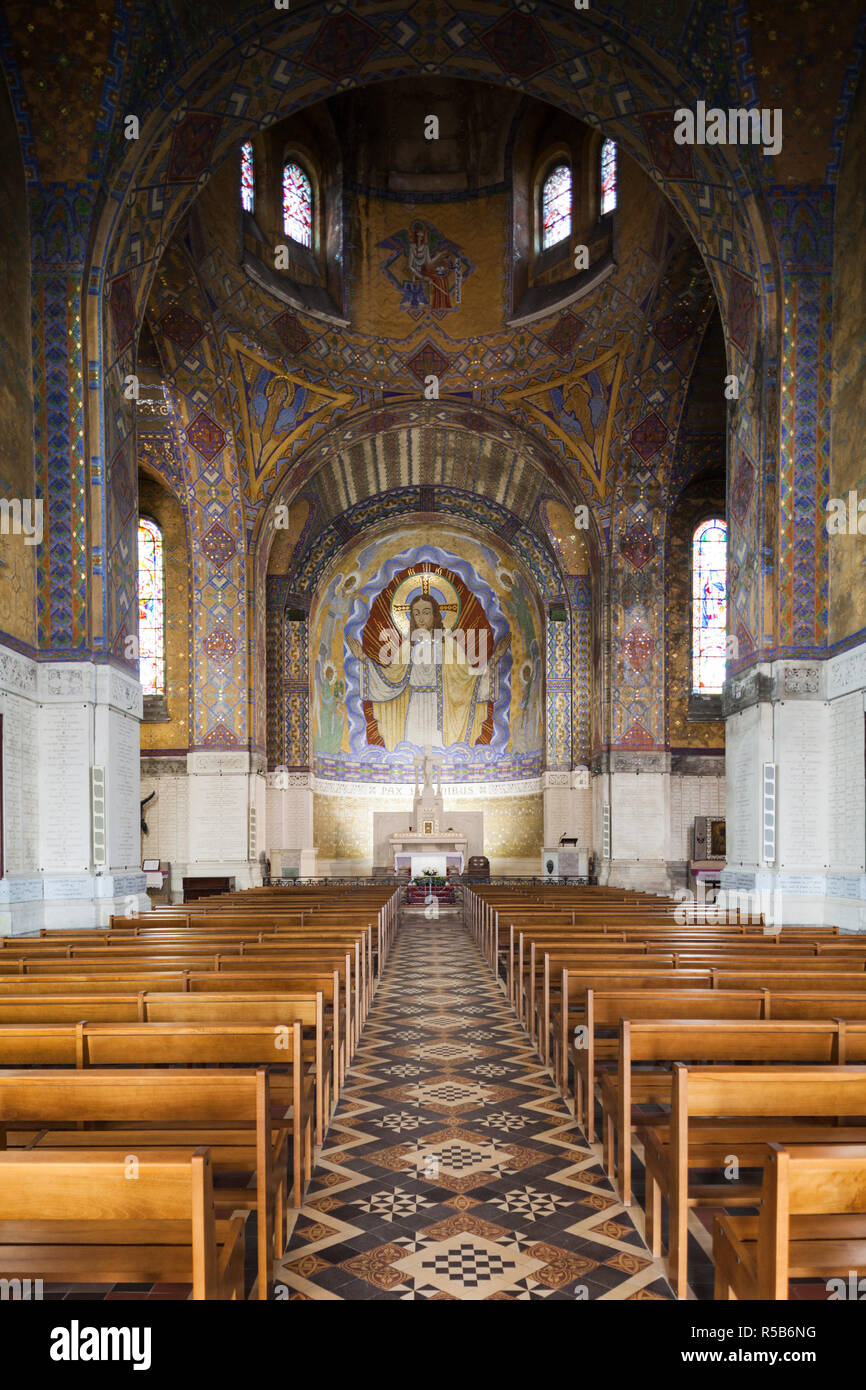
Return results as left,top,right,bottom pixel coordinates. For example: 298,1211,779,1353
346,567,509,752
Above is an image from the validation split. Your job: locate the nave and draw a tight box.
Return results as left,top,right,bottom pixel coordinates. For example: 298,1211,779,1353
279,912,674,1301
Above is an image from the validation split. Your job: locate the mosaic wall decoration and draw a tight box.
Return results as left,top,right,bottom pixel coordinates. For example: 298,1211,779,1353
377,218,474,321
502,345,626,498
312,788,543,861
0,0,860,792
307,524,544,784
229,340,353,500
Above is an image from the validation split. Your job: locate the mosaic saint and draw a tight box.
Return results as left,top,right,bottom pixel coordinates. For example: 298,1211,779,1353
377,219,473,319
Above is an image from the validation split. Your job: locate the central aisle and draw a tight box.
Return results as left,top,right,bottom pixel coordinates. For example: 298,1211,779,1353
277,913,674,1300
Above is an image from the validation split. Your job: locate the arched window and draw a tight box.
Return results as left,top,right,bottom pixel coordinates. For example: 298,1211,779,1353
138,517,165,696
600,138,617,215
691,518,727,694
240,140,255,213
282,160,312,248
541,163,572,250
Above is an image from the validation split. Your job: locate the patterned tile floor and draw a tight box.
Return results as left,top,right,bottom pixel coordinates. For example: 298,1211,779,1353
276,910,676,1300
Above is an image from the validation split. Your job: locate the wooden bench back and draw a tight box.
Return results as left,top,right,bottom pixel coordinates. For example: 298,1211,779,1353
674,1064,866,1121
758,1143,866,1298
586,988,767,1025
0,1145,212,1218
622,1018,842,1064
715,970,866,992
0,1066,269,1128
0,995,144,1022
82,1021,304,1067
0,1147,226,1299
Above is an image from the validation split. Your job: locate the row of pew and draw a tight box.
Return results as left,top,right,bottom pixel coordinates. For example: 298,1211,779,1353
0,885,399,1298
467,884,866,1300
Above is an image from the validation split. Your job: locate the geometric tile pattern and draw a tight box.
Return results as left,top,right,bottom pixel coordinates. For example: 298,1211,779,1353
276,913,675,1300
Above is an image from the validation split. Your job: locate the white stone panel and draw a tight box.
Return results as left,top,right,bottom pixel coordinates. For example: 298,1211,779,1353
38,703,91,874
828,691,865,873
777,701,830,871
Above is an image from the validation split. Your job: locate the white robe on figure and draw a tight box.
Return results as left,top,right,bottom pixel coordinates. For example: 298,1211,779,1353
361,637,491,750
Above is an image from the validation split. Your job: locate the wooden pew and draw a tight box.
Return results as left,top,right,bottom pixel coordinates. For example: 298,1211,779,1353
0,984,341,1120
555,967,866,1106
713,1142,866,1300
0,1018,316,1193
0,1067,281,1300
0,1147,245,1299
640,1064,866,1297
604,1018,860,1204
569,988,768,1135
537,947,866,1059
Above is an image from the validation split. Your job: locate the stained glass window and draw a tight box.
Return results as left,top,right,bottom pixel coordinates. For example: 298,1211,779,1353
601,138,617,215
138,517,165,696
692,518,727,694
541,163,572,250
282,161,312,248
240,140,255,213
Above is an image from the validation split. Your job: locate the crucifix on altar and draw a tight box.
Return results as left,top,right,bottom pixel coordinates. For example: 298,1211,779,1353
414,745,443,835
415,744,443,802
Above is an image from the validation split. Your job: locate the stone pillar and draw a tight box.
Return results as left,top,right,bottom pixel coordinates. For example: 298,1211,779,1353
0,650,147,933
722,657,866,929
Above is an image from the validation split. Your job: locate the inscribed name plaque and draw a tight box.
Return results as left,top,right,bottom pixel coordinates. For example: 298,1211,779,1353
829,693,866,872
727,710,760,866
188,775,247,862
108,711,141,867
612,777,665,860
38,704,90,873
778,703,829,870
3,695,39,873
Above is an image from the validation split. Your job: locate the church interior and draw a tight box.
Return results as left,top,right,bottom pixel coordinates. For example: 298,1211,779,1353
0,0,865,1327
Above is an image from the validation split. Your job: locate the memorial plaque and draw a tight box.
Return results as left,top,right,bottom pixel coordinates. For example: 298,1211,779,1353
108,711,140,867
779,703,829,869
829,692,866,872
39,704,90,872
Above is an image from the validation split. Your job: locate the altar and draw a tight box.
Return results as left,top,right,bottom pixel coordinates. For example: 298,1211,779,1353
391,843,467,876
388,748,473,877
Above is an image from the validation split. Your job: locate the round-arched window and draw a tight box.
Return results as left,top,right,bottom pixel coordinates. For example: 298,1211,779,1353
137,517,165,696
691,518,727,694
541,163,572,250
282,160,313,248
